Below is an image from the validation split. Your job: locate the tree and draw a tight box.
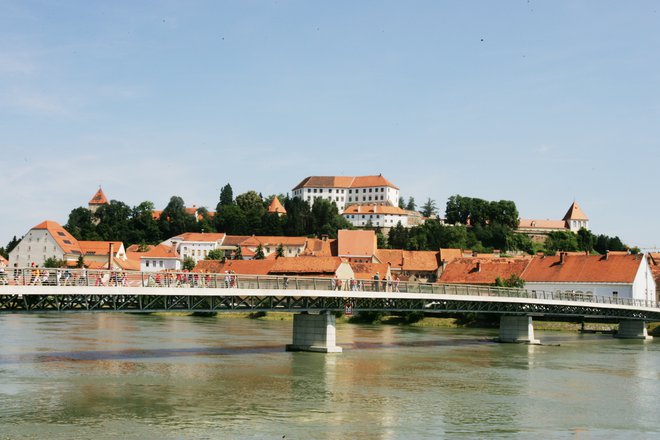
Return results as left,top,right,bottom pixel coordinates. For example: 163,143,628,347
388,222,409,249
254,244,265,260
421,198,437,217
494,274,525,288
65,207,100,240
577,228,594,253
5,236,20,255
275,243,285,258
215,204,247,234
235,190,264,213
44,257,66,268
233,246,243,260
95,200,132,243
206,249,225,260
158,196,196,239
219,184,234,207
283,197,312,236
398,197,406,209
406,197,416,211
545,230,579,253
128,201,161,244
183,256,196,271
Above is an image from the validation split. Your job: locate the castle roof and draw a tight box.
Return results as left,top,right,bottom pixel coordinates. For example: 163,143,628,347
292,175,398,190
89,188,109,205
267,197,287,215
562,202,589,221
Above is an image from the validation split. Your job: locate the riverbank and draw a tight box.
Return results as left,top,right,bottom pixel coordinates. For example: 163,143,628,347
174,311,660,334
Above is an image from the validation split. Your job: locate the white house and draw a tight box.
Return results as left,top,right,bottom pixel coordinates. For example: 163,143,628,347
162,232,226,263
342,204,410,228
139,244,181,272
9,221,77,267
521,253,656,302
291,175,399,211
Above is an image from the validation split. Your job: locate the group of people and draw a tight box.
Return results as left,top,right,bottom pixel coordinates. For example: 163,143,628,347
331,273,401,292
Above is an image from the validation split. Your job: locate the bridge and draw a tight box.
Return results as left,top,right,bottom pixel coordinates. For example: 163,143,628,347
1,268,658,352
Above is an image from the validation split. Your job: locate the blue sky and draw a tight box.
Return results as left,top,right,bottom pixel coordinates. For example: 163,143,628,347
1,1,659,249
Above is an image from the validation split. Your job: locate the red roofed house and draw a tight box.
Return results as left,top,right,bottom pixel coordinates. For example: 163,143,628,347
375,249,443,282
222,235,308,259
269,257,354,279
521,253,656,302
337,229,376,263
8,220,131,270
163,232,226,263
9,220,82,267
291,174,399,211
138,244,182,272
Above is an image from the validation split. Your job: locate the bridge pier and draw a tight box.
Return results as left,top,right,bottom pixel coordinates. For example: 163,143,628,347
286,312,342,353
498,315,540,344
615,320,653,340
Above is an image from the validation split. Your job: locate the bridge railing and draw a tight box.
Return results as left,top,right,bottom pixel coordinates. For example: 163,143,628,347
1,267,658,310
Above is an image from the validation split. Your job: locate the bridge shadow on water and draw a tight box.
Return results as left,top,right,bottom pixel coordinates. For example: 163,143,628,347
0,338,494,364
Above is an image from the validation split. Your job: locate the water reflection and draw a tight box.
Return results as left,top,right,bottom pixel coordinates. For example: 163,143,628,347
0,314,658,439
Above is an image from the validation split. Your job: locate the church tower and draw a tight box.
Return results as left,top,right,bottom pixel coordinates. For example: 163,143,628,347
88,187,109,214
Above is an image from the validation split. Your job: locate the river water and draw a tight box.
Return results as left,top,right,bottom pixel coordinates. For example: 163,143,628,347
0,313,658,439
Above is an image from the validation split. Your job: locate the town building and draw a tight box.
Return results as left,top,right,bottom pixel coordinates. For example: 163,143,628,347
521,252,655,302
518,201,590,242
135,244,182,272
438,257,532,285
7,220,129,269
292,175,399,211
374,249,442,282
337,230,377,263
163,232,226,263
342,204,410,228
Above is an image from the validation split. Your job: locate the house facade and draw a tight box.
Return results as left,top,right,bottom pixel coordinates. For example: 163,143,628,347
163,232,226,263
342,204,410,228
292,175,399,211
521,253,655,302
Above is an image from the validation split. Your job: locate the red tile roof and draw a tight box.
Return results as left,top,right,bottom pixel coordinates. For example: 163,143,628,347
293,175,399,190
79,241,123,256
194,259,276,275
563,201,589,221
349,262,390,280
439,257,532,285
140,244,179,259
375,249,440,272
89,188,109,205
518,219,567,229
267,197,287,215
301,238,338,257
338,229,376,258
172,232,226,243
521,254,643,283
33,220,81,254
270,257,345,275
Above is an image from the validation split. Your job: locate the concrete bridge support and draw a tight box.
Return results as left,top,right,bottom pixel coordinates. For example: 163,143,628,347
286,312,342,353
498,315,540,344
615,320,653,340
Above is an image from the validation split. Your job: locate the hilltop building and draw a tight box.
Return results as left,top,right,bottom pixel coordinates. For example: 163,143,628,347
88,187,109,214
292,175,399,211
518,201,590,242
267,197,287,216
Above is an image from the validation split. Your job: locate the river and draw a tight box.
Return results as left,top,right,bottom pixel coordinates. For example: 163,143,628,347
0,313,658,439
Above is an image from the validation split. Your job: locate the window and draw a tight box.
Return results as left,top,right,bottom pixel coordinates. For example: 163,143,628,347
329,189,333,193
369,188,372,193
160,261,164,267
57,232,66,237
349,189,352,194
307,188,311,193
363,189,366,193
146,260,150,267
313,188,317,193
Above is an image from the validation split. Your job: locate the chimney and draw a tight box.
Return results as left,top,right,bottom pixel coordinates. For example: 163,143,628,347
321,234,328,242
476,261,481,272
605,250,609,261
108,242,114,270
440,259,447,274
559,252,565,265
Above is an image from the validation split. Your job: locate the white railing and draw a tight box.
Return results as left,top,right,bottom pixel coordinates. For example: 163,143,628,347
0,267,658,310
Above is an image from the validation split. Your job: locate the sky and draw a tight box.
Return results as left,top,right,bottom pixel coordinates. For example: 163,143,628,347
1,1,659,249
